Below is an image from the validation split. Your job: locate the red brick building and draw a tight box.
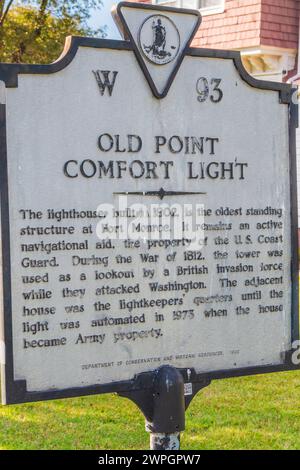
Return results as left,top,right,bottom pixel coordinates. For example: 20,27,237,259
135,0,300,82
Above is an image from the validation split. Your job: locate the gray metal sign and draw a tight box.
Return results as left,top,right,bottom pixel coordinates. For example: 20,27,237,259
0,2,299,409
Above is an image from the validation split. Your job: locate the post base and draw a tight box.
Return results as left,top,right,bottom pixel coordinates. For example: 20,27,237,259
150,432,180,450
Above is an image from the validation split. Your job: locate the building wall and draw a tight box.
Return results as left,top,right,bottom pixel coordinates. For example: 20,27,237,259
195,0,299,51
135,1,299,51
260,0,299,50
193,0,262,50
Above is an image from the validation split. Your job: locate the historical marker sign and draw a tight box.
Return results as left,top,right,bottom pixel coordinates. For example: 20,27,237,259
0,2,299,405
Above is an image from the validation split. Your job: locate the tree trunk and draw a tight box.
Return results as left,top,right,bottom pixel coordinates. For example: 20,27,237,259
13,0,49,62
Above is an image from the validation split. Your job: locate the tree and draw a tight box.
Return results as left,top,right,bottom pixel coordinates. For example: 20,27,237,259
0,0,107,63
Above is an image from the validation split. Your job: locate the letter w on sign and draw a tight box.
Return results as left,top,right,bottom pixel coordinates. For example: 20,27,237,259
93,70,118,96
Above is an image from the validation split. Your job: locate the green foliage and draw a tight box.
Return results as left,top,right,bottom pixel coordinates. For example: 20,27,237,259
0,1,106,64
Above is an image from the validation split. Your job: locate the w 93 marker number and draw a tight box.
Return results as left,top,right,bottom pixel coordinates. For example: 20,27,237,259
196,77,223,103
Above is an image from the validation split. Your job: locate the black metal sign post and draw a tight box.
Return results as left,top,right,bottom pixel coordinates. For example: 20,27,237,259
119,366,211,450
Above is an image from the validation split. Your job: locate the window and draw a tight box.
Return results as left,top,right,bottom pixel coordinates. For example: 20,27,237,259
154,1,225,15
197,0,224,15
198,0,223,9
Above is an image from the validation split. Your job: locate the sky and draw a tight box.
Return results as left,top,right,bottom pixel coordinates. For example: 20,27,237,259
92,0,121,39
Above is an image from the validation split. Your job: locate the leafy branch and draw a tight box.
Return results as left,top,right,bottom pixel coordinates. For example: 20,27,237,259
0,0,15,27
0,0,106,63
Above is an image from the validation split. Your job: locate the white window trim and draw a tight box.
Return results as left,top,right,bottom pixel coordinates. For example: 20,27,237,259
153,1,225,16
200,3,225,16
153,1,177,5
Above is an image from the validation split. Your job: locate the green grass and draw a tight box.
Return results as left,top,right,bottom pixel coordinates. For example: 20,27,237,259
1,371,300,450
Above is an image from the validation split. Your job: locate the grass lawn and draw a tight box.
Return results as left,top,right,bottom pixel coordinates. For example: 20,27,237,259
0,370,300,450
